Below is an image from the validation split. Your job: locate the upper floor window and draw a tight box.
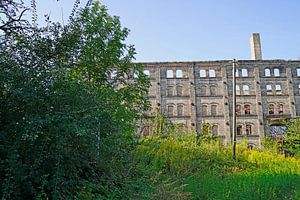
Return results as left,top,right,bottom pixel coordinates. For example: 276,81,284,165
210,85,217,96
236,105,241,115
236,85,241,95
243,85,250,95
268,104,274,114
212,125,218,135
167,105,174,116
274,68,280,77
200,69,206,78
176,70,183,78
264,68,271,77
201,105,207,116
275,85,282,94
266,84,272,94
166,70,173,78
200,85,207,96
242,69,248,77
244,104,251,115
245,124,252,135
235,69,239,77
211,105,217,116
177,104,184,116
278,104,284,114
237,125,243,135
143,70,150,76
177,85,183,96
297,68,300,77
167,86,173,96
209,69,216,77
298,84,300,95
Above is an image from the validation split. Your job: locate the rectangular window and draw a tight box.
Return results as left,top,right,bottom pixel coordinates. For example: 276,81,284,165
246,125,252,135
275,84,282,95
200,69,206,78
236,105,241,115
143,70,150,76
211,105,217,116
244,105,251,115
209,69,216,77
176,69,183,78
236,85,240,95
274,68,280,77
237,125,243,135
266,84,272,95
177,86,183,96
166,70,173,78
297,68,300,77
242,69,248,77
167,86,173,96
167,105,174,116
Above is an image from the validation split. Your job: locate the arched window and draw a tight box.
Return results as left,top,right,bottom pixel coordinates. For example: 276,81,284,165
236,105,241,115
246,124,252,135
176,69,183,78
210,85,217,96
143,70,150,76
200,85,207,96
166,70,173,78
167,105,174,116
201,105,207,116
242,69,248,77
244,104,251,115
243,85,250,95
278,104,284,114
236,85,241,95
177,104,184,116
274,68,280,77
200,69,206,78
237,125,243,135
268,104,274,114
209,69,216,77
167,86,173,96
211,105,217,116
264,68,271,77
177,85,183,96
212,125,218,135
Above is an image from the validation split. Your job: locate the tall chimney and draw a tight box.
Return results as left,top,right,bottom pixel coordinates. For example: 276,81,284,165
250,33,262,60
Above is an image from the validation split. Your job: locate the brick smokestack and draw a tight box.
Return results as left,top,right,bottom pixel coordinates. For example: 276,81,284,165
250,33,262,60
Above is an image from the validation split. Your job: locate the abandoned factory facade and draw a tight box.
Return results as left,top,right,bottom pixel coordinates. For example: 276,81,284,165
140,34,300,146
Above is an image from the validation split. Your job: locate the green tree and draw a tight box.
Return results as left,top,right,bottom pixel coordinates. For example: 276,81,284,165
284,118,300,157
0,1,149,199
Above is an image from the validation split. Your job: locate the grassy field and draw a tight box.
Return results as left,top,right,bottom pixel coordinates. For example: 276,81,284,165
132,134,300,200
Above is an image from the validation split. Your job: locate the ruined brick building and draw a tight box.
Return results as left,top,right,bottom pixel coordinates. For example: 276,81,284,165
140,33,300,146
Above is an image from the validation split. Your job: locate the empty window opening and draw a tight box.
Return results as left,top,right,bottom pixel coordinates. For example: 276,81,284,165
268,104,274,114
176,70,183,78
243,85,250,95
166,70,173,78
274,68,280,77
246,124,252,135
200,69,206,78
265,68,271,77
209,69,216,77
242,69,248,77
237,125,243,135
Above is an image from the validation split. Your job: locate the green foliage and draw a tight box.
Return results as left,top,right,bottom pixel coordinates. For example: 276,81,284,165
0,1,149,199
285,118,300,157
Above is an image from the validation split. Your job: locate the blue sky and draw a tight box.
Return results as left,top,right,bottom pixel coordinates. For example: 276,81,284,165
26,0,300,61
